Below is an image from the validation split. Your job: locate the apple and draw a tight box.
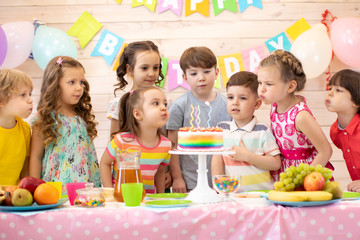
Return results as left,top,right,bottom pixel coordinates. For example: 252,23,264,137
3,186,18,206
0,190,5,205
18,176,46,195
304,172,325,191
11,188,33,206
323,181,343,199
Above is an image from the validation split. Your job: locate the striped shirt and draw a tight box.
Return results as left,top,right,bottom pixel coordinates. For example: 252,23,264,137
217,116,280,191
106,132,171,193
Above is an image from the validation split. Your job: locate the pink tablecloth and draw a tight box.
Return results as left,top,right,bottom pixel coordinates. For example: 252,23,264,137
1,201,360,240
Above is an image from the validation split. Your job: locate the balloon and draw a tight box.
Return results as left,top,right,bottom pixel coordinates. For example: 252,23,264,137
0,26,7,67
331,18,360,68
32,26,77,70
1,22,34,69
290,24,332,79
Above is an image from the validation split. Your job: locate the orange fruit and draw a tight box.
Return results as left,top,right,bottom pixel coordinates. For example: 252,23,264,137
34,183,60,205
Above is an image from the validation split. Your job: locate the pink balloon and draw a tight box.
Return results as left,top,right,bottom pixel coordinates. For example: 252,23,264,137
331,18,360,68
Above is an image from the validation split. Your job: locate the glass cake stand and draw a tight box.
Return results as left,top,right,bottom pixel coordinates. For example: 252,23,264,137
169,150,235,204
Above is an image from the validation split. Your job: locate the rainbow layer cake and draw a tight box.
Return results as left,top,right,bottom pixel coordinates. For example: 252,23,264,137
177,127,223,151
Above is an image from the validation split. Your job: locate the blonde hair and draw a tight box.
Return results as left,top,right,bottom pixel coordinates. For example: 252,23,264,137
33,56,97,145
0,69,33,105
259,50,306,92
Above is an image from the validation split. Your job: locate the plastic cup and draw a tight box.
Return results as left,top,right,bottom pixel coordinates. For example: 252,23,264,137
121,183,143,207
47,182,62,197
66,182,86,206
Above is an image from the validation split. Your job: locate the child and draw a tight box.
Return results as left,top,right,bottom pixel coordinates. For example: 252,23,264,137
30,56,101,192
325,69,360,192
107,40,164,137
0,69,33,185
100,87,171,193
211,71,281,191
257,50,333,181
166,46,231,193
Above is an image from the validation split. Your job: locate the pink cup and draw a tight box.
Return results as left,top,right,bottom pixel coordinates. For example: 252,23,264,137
66,182,86,206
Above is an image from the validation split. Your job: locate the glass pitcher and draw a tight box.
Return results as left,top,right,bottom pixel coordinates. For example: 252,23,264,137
113,147,146,202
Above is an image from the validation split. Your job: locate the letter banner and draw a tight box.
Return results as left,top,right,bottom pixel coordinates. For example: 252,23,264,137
218,53,244,87
241,45,266,73
67,11,102,49
157,57,169,88
112,42,128,71
286,17,311,41
91,29,124,66
158,0,183,16
132,0,157,12
265,32,291,53
114,0,122,4
213,0,238,16
185,0,209,17
238,0,262,13
167,60,190,90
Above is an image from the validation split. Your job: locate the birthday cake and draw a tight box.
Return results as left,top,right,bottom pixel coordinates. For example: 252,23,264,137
177,127,224,151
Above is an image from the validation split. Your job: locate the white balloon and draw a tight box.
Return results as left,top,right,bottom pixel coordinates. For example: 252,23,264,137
290,24,332,79
1,22,34,68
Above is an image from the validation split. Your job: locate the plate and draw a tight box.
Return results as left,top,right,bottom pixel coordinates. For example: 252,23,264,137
0,199,68,212
268,198,341,207
146,193,188,200
145,200,192,208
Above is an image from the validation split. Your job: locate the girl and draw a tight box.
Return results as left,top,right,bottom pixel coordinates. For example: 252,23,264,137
100,87,171,193
0,69,33,185
30,56,101,192
325,69,360,192
257,50,333,181
107,41,164,137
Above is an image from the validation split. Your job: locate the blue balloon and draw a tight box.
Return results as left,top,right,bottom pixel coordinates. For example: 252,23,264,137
32,26,77,70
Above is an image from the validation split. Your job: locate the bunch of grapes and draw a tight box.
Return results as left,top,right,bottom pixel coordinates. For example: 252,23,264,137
274,163,333,191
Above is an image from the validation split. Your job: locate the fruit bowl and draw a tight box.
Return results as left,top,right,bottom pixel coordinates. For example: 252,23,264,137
212,175,241,200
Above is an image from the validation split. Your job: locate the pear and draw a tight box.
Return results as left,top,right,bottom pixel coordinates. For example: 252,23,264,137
11,188,33,206
323,182,343,199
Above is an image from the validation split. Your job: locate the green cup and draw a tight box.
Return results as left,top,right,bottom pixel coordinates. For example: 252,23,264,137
121,183,143,207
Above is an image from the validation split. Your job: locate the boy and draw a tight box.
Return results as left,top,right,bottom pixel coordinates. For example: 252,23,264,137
211,71,281,191
0,69,33,185
166,47,231,193
325,69,360,192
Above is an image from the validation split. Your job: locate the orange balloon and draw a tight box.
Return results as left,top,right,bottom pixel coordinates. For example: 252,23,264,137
34,183,60,205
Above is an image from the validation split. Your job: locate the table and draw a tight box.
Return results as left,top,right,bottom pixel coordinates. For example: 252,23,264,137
1,200,360,240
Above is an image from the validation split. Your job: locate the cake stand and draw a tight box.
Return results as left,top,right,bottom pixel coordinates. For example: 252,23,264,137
169,150,235,204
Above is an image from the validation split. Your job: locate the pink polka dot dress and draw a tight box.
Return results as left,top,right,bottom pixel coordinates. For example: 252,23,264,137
269,97,332,181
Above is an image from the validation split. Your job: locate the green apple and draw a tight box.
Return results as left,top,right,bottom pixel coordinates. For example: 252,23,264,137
11,188,33,206
323,182,343,199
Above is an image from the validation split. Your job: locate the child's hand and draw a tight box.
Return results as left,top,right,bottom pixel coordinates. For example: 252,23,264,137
347,180,360,192
165,171,172,189
229,140,251,163
172,177,187,193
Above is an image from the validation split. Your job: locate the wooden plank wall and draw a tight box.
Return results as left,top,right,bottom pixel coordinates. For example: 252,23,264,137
1,0,359,189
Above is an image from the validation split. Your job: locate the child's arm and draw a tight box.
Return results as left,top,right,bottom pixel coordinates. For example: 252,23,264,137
100,151,115,187
230,141,281,171
211,155,225,176
109,119,119,139
154,164,166,193
295,111,333,166
347,180,360,192
20,157,30,179
29,127,45,178
167,130,187,193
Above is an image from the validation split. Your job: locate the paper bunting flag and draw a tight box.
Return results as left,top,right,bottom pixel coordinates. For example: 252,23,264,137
158,0,183,16
157,57,169,88
67,11,102,49
132,0,157,12
167,60,190,91
241,45,266,73
112,43,128,71
218,53,244,87
185,0,209,17
213,0,238,16
286,17,311,41
265,32,291,52
114,0,122,4
238,0,262,13
213,59,222,89
91,29,124,66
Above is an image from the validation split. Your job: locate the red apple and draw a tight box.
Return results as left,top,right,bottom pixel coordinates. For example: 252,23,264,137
304,172,325,191
18,177,46,195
